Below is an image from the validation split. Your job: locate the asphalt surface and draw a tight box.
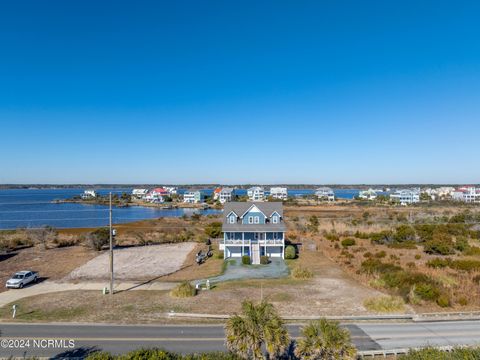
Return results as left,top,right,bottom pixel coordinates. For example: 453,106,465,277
0,320,478,358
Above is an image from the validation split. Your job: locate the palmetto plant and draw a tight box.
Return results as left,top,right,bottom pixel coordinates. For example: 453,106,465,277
225,300,290,360
294,319,357,360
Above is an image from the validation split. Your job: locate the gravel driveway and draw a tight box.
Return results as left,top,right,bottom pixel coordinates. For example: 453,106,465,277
67,242,196,281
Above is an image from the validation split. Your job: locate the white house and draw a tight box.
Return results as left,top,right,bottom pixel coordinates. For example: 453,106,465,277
453,186,480,203
183,191,204,204
358,188,378,200
164,186,177,195
131,188,149,199
247,187,265,202
269,187,288,200
145,187,169,203
315,187,335,202
81,190,97,199
390,189,420,205
218,188,235,204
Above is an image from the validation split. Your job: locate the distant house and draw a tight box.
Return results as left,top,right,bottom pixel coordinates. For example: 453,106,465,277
221,202,286,264
358,188,377,201
145,187,169,203
213,187,222,201
81,190,97,199
315,187,335,202
131,188,149,199
269,187,288,200
219,188,235,204
183,190,204,204
453,186,480,203
247,187,265,202
390,189,420,205
164,186,177,195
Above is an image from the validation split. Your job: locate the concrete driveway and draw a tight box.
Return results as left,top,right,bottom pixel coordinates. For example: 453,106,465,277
202,258,289,284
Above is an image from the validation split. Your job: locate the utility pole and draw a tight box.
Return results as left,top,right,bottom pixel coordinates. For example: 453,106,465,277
109,192,114,296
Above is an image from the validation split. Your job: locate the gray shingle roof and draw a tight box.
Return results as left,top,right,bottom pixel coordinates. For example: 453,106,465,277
222,202,285,232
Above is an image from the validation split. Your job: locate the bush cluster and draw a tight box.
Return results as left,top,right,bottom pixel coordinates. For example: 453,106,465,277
86,349,241,360
260,256,269,265
241,255,251,265
291,265,313,279
427,258,480,272
341,238,356,248
170,281,196,298
284,245,296,259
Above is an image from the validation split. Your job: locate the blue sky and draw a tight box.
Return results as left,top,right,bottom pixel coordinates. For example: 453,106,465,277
1,1,479,184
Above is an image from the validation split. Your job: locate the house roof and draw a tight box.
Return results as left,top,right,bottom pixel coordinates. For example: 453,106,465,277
222,202,285,232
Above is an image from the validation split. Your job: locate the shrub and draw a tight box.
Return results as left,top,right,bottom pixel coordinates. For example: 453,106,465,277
465,246,480,256
204,222,222,238
374,250,386,258
473,275,480,284
394,225,416,243
291,265,313,279
423,233,455,255
454,236,469,252
284,245,296,259
406,262,416,269
88,228,110,251
458,297,468,306
241,255,251,265
449,259,480,272
414,254,421,260
426,258,451,268
363,252,373,258
360,259,402,275
341,238,356,248
414,283,440,302
325,232,339,242
363,296,405,313
260,256,269,265
170,281,196,298
399,347,480,359
436,294,451,307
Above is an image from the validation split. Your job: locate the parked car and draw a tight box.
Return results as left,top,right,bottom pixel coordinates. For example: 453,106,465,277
6,271,38,289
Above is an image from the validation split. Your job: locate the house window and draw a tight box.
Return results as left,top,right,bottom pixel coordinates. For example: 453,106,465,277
273,232,278,240
254,216,260,224
248,216,253,224
272,216,278,224
229,215,236,224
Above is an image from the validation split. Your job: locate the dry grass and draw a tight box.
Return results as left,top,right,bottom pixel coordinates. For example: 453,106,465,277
363,296,406,313
170,281,196,298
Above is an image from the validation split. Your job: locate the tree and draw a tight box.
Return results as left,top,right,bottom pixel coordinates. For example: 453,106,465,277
225,300,290,359
295,318,357,360
88,228,110,251
205,222,222,238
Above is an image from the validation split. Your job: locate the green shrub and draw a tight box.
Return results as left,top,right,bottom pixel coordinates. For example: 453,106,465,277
423,233,455,255
374,250,386,258
465,246,480,256
454,236,469,252
291,265,313,279
260,256,269,265
449,259,480,272
414,254,421,260
394,225,416,243
325,232,339,241
363,296,405,313
426,258,451,268
360,259,402,275
458,297,468,306
284,245,296,259
414,283,440,302
241,255,250,265
363,252,373,258
436,294,451,307
204,222,222,238
170,281,196,298
341,238,356,248
89,228,110,251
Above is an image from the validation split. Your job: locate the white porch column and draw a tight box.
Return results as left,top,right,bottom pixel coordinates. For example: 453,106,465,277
242,232,244,256
224,233,227,259
264,232,267,257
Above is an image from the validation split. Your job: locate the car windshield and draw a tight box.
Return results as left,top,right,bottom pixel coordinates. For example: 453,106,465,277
12,274,24,279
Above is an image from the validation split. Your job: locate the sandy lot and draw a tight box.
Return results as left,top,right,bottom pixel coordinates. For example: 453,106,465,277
67,242,196,281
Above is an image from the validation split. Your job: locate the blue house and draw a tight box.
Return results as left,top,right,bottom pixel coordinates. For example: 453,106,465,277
221,202,286,264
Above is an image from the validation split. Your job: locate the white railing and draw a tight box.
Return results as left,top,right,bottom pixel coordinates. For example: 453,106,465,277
223,239,284,245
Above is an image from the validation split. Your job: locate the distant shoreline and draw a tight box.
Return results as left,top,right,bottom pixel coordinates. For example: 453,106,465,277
0,183,476,190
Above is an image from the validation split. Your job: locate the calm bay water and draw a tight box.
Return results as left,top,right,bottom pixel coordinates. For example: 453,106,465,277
0,188,359,230
0,188,219,230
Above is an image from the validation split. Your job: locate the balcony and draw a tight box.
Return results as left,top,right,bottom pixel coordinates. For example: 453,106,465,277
223,239,284,246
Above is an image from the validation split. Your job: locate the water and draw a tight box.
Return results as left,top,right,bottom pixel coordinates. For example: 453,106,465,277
0,187,360,230
0,189,220,230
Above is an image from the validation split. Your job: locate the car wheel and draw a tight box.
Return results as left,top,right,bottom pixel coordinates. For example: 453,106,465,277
19,283,23,289
34,277,38,283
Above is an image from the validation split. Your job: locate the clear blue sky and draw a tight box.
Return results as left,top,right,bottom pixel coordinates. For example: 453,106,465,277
1,1,479,184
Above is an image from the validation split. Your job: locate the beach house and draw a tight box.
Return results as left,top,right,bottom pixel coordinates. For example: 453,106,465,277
221,202,286,264
183,190,204,204
390,189,420,205
81,190,97,199
218,188,235,204
131,188,149,199
145,187,169,203
269,187,288,200
315,187,335,202
453,186,480,203
247,186,265,201
358,188,378,200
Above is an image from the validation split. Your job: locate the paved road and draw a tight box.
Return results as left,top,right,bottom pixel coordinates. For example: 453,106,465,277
0,320,479,358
